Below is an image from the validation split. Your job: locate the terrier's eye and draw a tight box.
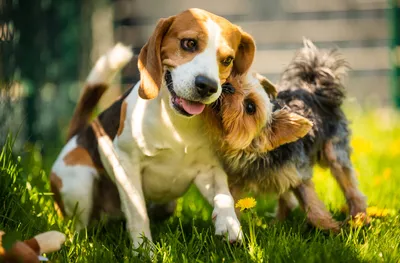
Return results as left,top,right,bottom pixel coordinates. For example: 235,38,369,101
222,56,234,66
181,39,197,52
244,99,256,115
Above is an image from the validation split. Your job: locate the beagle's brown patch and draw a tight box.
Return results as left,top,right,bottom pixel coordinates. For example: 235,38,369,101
116,101,128,137
63,147,95,168
67,83,108,141
137,8,256,99
50,172,65,217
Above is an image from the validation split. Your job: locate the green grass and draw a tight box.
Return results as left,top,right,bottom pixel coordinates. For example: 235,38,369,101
1,107,400,263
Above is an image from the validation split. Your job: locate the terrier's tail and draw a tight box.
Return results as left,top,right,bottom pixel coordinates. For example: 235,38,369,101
281,38,350,108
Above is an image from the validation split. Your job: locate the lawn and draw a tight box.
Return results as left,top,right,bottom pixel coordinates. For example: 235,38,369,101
1,106,400,263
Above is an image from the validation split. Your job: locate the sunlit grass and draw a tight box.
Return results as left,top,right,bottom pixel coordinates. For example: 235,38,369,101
1,107,400,262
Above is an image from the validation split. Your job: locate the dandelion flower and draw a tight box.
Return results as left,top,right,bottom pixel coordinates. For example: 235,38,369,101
382,168,392,180
367,206,395,217
389,139,400,156
349,212,369,228
351,137,372,154
373,177,382,186
235,197,257,211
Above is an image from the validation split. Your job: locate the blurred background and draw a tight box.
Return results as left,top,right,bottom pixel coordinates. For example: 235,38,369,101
1,3,400,261
0,0,399,157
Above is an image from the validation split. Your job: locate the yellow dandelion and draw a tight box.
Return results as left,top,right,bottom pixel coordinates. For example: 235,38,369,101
373,177,382,186
348,212,370,228
373,168,392,186
388,139,400,157
351,137,372,154
367,206,395,217
235,197,257,211
382,168,392,180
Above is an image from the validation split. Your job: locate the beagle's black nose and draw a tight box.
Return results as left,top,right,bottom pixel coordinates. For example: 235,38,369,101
195,75,218,98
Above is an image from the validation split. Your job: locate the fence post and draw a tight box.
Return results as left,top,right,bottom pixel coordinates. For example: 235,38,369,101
390,0,400,108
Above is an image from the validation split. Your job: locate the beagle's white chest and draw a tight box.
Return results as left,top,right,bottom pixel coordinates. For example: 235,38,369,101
140,146,212,202
119,88,215,203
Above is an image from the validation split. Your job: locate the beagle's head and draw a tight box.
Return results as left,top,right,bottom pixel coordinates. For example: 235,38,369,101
203,73,312,152
138,8,255,118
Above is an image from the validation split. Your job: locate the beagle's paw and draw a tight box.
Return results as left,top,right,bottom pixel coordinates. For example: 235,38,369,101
131,237,154,259
129,228,154,258
212,207,243,243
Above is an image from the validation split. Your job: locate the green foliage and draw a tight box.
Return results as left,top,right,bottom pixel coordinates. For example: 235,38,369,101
1,108,400,262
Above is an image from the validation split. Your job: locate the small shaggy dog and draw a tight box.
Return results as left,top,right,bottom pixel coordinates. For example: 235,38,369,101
203,39,368,231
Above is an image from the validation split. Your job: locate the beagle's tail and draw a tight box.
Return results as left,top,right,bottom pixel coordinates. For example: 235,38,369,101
67,43,133,141
281,38,350,108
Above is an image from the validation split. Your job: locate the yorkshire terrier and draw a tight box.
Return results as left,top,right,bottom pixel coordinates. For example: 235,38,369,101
203,39,368,232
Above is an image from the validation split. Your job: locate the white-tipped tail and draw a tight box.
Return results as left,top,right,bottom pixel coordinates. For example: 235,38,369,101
34,231,66,254
86,42,133,85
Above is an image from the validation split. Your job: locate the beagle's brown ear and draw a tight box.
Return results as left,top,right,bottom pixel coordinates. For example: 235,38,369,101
232,30,256,75
138,16,175,100
264,110,313,151
255,73,278,99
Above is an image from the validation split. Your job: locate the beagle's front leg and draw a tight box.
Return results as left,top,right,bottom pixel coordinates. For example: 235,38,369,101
194,166,243,243
94,126,152,251
114,149,153,248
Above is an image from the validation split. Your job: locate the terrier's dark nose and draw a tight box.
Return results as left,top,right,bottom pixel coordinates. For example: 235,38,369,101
195,75,218,98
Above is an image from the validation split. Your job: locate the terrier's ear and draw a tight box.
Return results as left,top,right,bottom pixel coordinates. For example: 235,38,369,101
255,73,278,99
264,109,313,150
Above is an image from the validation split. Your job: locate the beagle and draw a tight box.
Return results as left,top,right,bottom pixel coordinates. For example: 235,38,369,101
50,8,255,253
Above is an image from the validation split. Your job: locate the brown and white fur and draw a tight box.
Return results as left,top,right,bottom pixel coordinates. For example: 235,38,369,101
50,8,256,253
203,39,368,232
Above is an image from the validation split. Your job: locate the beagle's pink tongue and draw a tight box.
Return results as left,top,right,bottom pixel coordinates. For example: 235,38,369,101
181,99,205,115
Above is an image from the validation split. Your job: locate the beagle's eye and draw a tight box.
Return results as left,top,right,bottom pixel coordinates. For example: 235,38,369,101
244,99,256,115
181,38,197,52
222,56,234,66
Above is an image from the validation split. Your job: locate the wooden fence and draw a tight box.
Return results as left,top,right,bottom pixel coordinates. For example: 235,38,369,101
112,0,391,105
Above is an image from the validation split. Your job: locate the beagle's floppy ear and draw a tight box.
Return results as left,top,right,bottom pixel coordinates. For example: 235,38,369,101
232,30,256,75
264,110,313,151
255,73,278,99
138,16,175,100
